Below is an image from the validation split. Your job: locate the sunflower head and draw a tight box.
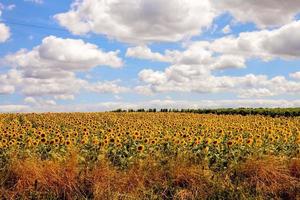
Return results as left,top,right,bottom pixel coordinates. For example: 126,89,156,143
137,145,145,152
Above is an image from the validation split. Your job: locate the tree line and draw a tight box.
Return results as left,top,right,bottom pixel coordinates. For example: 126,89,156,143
111,107,300,117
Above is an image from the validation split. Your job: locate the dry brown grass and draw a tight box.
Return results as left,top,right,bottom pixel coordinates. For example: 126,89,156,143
84,157,214,200
2,153,83,200
171,161,214,199
86,160,144,199
1,155,299,199
236,156,300,199
289,157,300,179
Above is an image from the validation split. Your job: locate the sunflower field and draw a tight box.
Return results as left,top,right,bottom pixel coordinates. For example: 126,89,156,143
1,112,300,199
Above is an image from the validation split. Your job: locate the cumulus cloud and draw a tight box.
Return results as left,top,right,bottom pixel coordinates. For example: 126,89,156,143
2,35,125,100
211,55,246,70
128,20,300,98
20,75,86,97
138,67,300,98
215,0,300,28
24,97,56,106
127,43,246,70
238,88,275,98
126,46,175,62
86,81,129,94
55,0,216,43
55,0,300,43
6,35,122,71
0,105,30,113
123,17,300,67
138,69,168,85
0,85,14,95
0,8,10,42
290,72,300,80
0,70,22,95
134,85,154,96
209,20,300,60
127,19,300,99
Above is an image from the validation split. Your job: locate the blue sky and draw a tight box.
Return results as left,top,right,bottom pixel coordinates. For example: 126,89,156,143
0,0,300,112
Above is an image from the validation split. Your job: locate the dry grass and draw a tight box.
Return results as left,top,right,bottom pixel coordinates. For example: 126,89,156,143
86,157,214,199
289,157,300,179
2,156,214,199
1,155,300,199
236,156,300,199
1,153,83,200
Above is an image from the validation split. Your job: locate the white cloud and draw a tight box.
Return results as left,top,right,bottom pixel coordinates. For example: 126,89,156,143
126,46,174,62
54,0,300,43
54,94,75,100
0,3,12,43
6,35,122,71
215,0,300,28
138,69,168,85
24,97,37,104
211,55,245,70
210,20,300,60
0,23,10,43
127,20,300,63
290,72,300,80
127,43,246,71
238,88,275,98
24,97,56,106
127,20,300,99
0,69,22,95
55,0,216,44
2,36,125,100
138,67,300,98
0,85,14,95
86,81,129,94
20,75,86,97
134,85,154,96
127,19,300,77
0,105,30,113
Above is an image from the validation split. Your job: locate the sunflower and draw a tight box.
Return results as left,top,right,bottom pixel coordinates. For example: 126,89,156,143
245,138,253,145
144,138,149,144
212,139,220,146
65,140,72,146
150,140,156,145
227,140,234,147
40,137,47,144
103,139,109,146
137,144,145,152
255,139,263,147
204,138,211,145
92,137,99,145
110,138,115,143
